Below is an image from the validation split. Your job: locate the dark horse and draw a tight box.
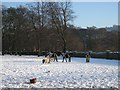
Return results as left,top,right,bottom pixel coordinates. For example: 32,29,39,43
62,53,71,62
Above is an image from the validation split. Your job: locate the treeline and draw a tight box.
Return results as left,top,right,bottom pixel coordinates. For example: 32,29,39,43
2,2,119,54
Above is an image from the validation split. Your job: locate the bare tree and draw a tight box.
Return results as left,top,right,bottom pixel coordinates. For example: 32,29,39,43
47,2,74,52
27,2,48,55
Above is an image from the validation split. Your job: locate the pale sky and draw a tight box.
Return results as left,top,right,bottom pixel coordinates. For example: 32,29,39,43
2,1,119,28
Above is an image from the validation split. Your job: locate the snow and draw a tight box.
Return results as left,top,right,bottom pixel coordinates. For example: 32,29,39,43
0,55,119,88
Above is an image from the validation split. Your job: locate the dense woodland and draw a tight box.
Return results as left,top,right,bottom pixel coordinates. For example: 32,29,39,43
2,2,119,54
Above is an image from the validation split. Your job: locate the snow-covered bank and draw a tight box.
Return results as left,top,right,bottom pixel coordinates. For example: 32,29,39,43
1,55,119,88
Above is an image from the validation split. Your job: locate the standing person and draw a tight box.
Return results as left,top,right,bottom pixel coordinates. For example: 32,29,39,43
53,53,58,62
46,52,52,63
62,52,67,62
68,54,71,62
86,53,91,62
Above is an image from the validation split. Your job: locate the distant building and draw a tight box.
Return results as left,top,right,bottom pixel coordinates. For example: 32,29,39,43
105,25,119,32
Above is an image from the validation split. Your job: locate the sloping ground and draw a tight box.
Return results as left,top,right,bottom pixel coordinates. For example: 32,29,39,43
1,55,119,88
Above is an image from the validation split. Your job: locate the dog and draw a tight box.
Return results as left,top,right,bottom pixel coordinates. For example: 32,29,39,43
42,58,54,64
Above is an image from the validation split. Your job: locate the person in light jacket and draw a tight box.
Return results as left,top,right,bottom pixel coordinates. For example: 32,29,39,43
86,53,91,62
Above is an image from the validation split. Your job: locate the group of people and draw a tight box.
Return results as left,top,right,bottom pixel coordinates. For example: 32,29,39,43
42,52,71,64
42,51,91,64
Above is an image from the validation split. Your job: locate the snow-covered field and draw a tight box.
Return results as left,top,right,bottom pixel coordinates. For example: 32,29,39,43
0,55,119,88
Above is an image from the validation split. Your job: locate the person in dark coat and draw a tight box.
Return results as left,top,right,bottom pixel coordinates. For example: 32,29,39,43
53,53,58,62
62,53,67,62
62,53,71,62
